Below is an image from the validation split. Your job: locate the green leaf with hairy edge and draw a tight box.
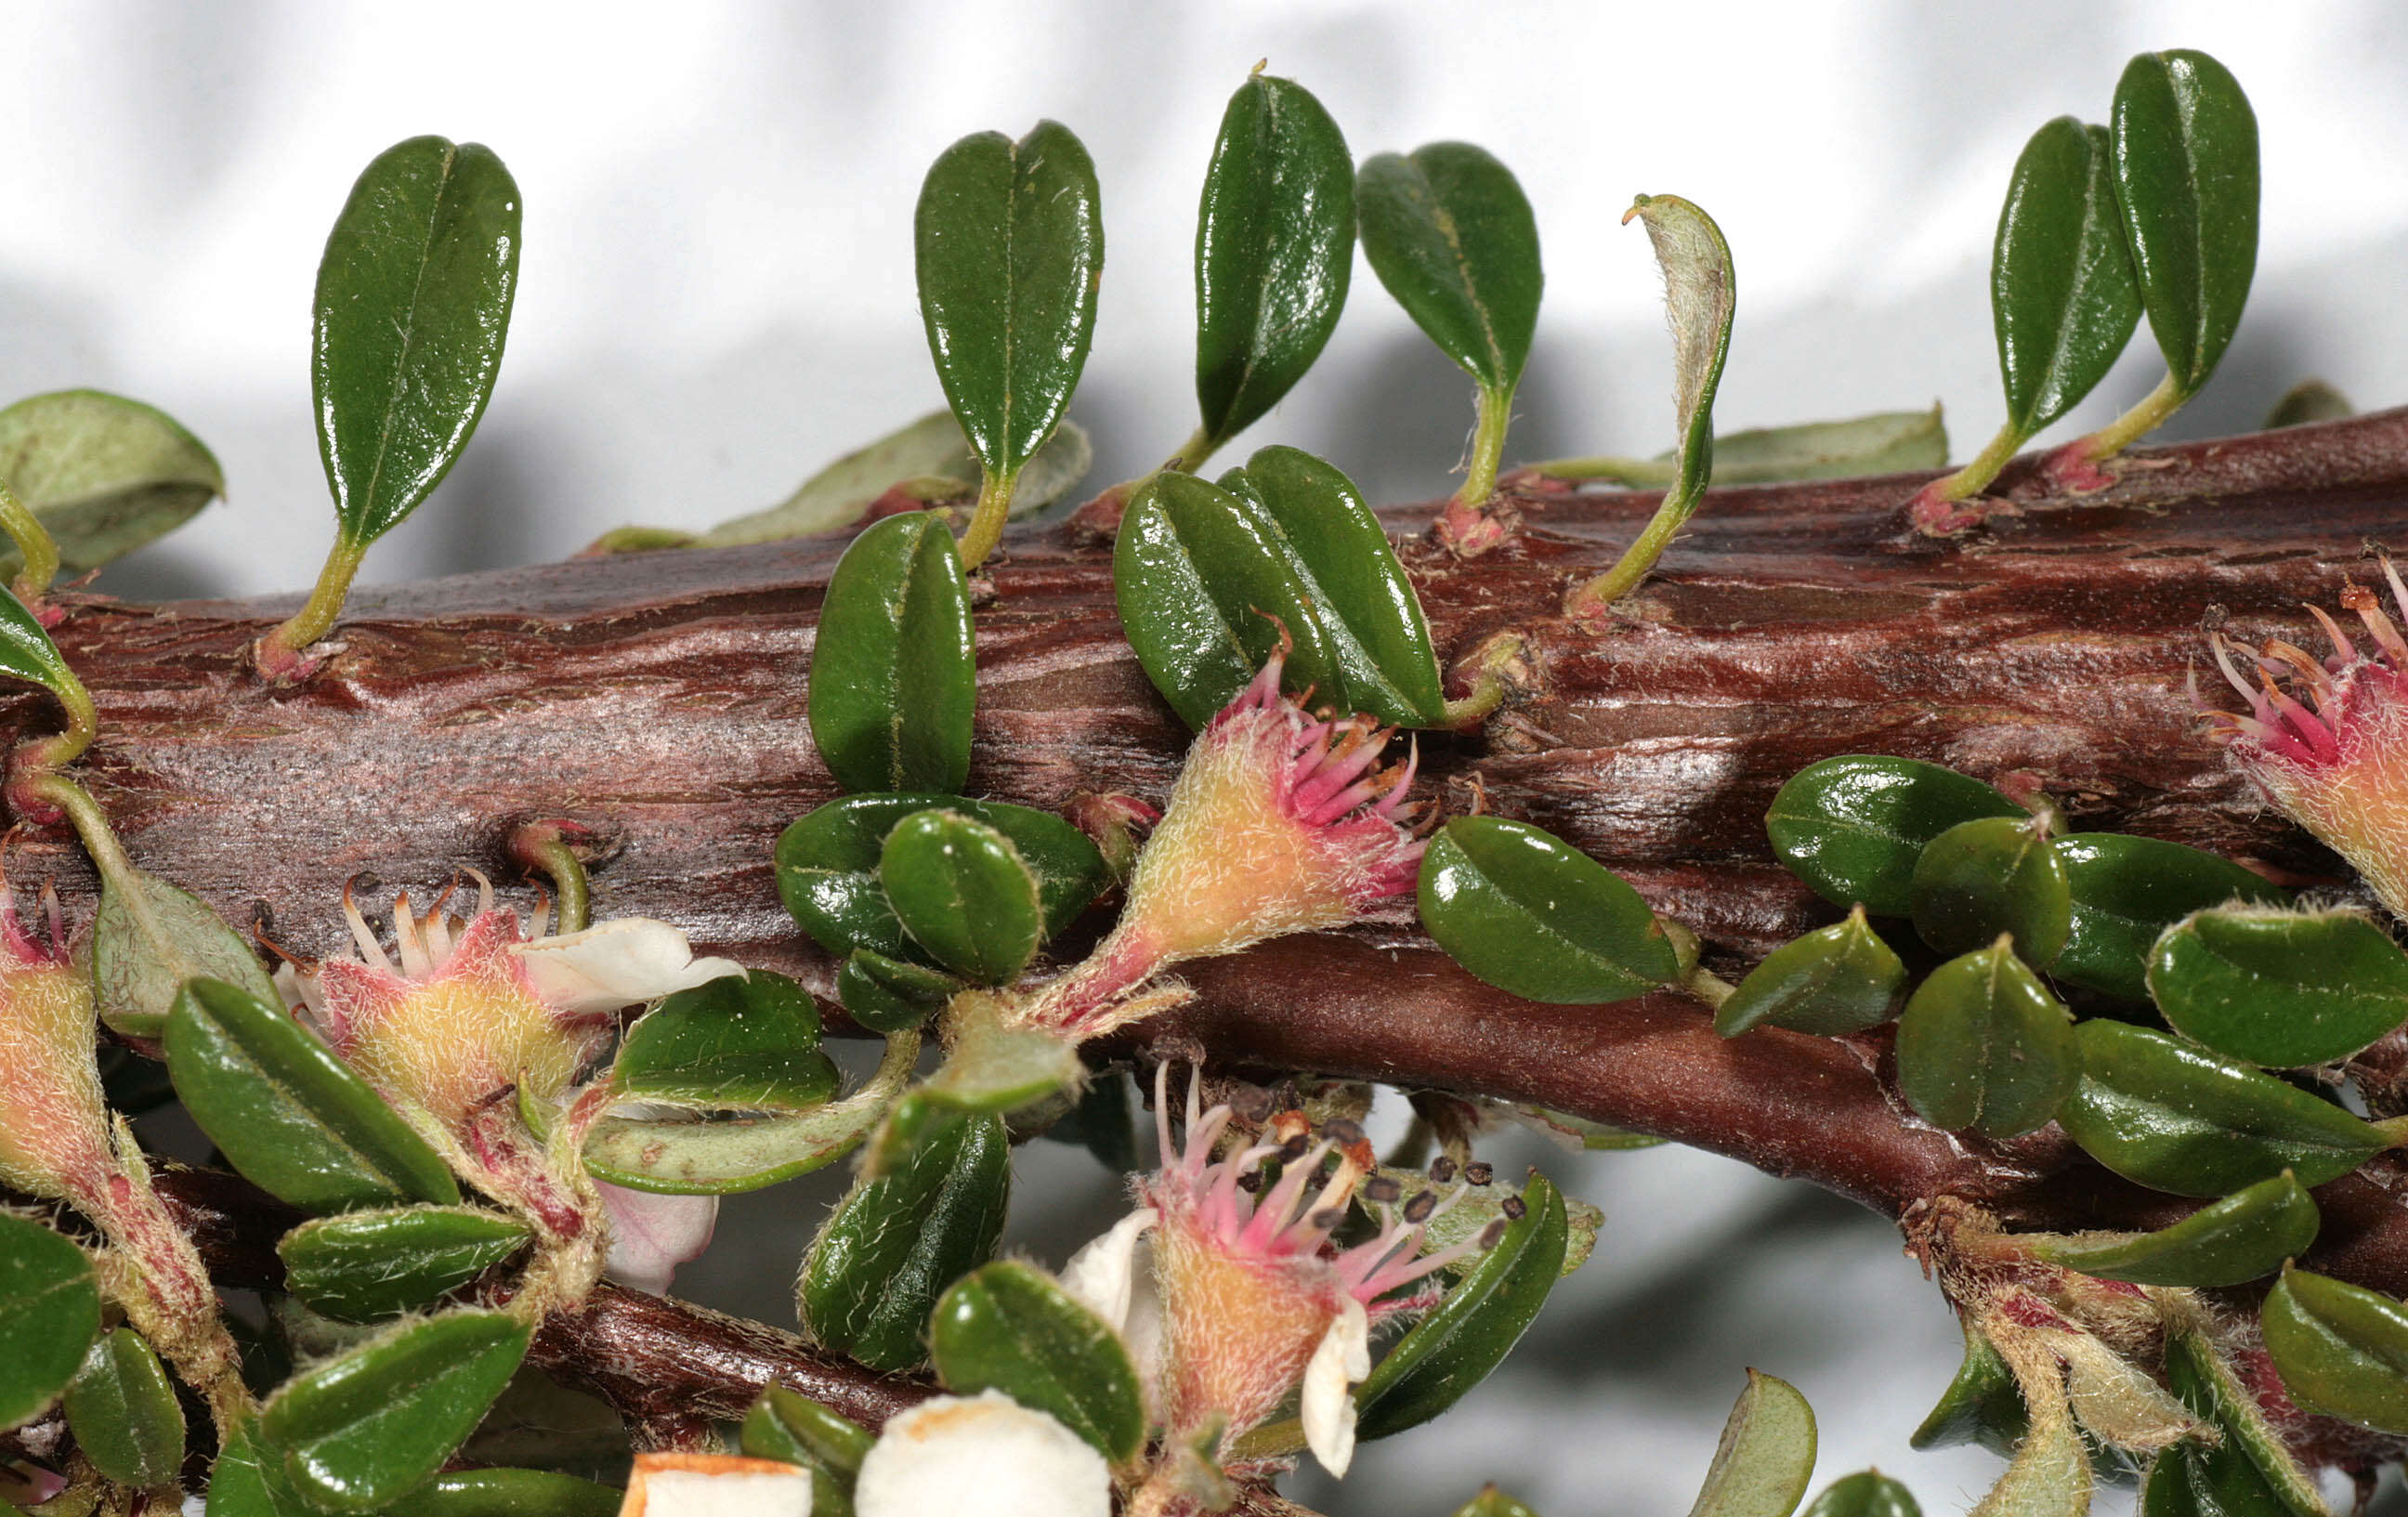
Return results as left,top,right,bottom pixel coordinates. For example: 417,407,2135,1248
279,1207,533,1323
1544,407,1948,488
921,994,1082,1116
0,584,76,704
2163,1324,2325,1517
1225,445,1446,726
206,1426,319,1517
0,1211,98,1431
584,1030,920,1195
2112,51,2259,397
930,1261,1145,1463
1765,757,2023,917
257,1310,530,1511
1356,1172,1568,1441
378,1471,622,1517
1453,1489,1543,1517
1911,1322,2027,1458
1627,193,1734,508
1971,1402,2089,1517
1910,816,2072,963
2261,1267,2408,1433
2053,833,2290,1001
1193,72,1354,454
1715,906,1904,1037
2143,1438,2286,1517
612,972,838,1111
916,121,1102,491
1356,143,1540,399
2039,1171,2317,1288
2151,906,2408,1067
2060,1020,2391,1197
62,1328,183,1489
2263,380,2351,430
879,810,1042,987
806,511,975,795
1684,1370,1818,1517
837,948,958,1036
1419,817,1680,1003
740,1384,872,1475
1112,469,1345,728
164,976,461,1212
776,793,1106,962
1803,1472,1922,1517
1993,118,2143,436
314,137,520,546
798,1107,1011,1373
93,868,283,1040
0,390,225,580
1894,940,2077,1140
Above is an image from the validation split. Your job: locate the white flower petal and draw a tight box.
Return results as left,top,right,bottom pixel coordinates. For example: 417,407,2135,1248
1301,1298,1370,1479
622,1454,814,1517
512,918,743,1016
599,1181,719,1296
1057,1206,1157,1332
855,1392,1109,1517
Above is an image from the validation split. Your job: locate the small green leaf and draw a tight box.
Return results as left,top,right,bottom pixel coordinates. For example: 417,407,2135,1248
1992,119,2143,436
1418,817,1680,1003
278,1207,532,1323
2060,1020,2392,1197
1715,907,1905,1037
2053,833,2290,1001
798,1107,1011,1372
2142,1439,2287,1517
1911,1322,2027,1458
1685,1370,1818,1517
93,868,283,1040
258,1310,530,1511
2112,51,2259,397
1539,407,1948,488
1628,193,1734,509
1802,1472,1922,1517
62,1328,184,1489
930,1261,1145,1464
837,948,959,1036
2150,906,2408,1067
0,390,225,580
916,121,1103,497
1193,72,1354,455
879,810,1043,986
2262,380,2352,430
0,584,77,704
740,1385,872,1476
378,1470,622,1517
206,1427,319,1517
1356,143,1541,399
2039,1172,2317,1288
2260,1267,2408,1433
1356,1172,1569,1441
612,972,838,1111
1765,757,2023,917
314,137,521,546
1909,816,2072,963
1452,1489,1542,1517
920,995,1082,1116
2163,1325,2326,1517
164,976,461,1212
806,511,976,795
1895,939,2077,1140
0,1211,99,1431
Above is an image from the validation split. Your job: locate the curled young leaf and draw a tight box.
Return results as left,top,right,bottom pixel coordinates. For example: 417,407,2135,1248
93,867,283,1040
278,1206,533,1323
740,1384,873,1476
1684,1370,1818,1517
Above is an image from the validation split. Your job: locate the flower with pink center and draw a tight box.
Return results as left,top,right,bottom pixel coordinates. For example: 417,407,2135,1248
1021,653,1425,1037
2198,560,2408,923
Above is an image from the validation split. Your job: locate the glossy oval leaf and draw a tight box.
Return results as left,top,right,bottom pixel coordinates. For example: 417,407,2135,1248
930,1260,1145,1464
1684,1370,1818,1517
916,121,1102,486
2039,1171,2318,1288
1993,118,2143,435
315,137,521,545
1419,817,1680,1003
2112,51,2259,396
164,976,461,1212
0,585,76,705
0,390,225,580
2151,906,2408,1067
1909,816,2071,963
0,1211,99,1431
798,1107,1011,1372
1894,940,2077,1140
379,1470,622,1517
1766,756,2022,917
62,1328,184,1489
1803,1472,1921,1517
1716,907,1905,1037
806,510,975,795
879,809,1043,986
2054,833,2289,1001
93,867,284,1040
1194,72,1354,453
1356,143,1541,398
278,1206,532,1323
740,1385,872,1475
2060,1020,2392,1197
838,948,959,1036
613,971,838,1111
2260,1267,2408,1434
1356,1172,1568,1441
258,1309,530,1511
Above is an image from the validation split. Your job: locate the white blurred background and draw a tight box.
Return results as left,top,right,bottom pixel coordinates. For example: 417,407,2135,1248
19,3,2408,1513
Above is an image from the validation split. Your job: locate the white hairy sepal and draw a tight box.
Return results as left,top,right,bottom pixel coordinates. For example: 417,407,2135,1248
1300,1296,1370,1477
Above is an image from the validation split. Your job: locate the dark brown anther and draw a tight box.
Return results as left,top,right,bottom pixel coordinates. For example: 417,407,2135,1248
1308,1207,1343,1232
1226,1083,1273,1122
1477,1218,1509,1248
1236,1171,1263,1194
1501,1195,1528,1221
1403,1191,1437,1224
1278,1135,1311,1163
1363,1176,1403,1204
1429,1156,1458,1184
1465,1161,1494,1185
1323,1118,1367,1146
